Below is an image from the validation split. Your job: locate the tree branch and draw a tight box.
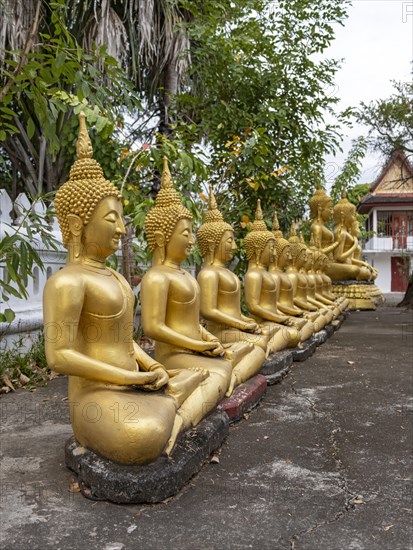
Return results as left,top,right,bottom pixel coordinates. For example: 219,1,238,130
0,0,42,102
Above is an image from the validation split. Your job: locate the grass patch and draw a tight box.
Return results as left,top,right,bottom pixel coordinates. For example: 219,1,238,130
0,331,57,394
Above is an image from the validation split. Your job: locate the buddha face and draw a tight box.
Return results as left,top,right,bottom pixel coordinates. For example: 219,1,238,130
215,230,237,263
82,196,125,260
258,239,275,267
278,245,292,269
165,218,194,263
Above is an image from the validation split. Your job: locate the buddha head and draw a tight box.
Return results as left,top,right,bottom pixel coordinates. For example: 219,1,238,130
145,157,194,264
271,209,292,269
309,184,333,223
197,187,235,264
54,113,124,261
333,187,356,228
288,223,308,268
244,200,275,266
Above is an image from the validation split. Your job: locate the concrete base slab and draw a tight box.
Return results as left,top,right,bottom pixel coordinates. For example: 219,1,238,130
219,375,267,422
65,410,229,504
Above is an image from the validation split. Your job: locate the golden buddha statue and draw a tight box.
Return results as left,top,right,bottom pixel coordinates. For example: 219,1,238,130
305,235,347,313
349,213,378,280
141,159,254,405
332,190,372,281
309,185,369,281
243,201,301,352
196,187,268,389
306,233,349,312
44,114,203,465
301,235,341,317
286,223,334,326
268,211,316,340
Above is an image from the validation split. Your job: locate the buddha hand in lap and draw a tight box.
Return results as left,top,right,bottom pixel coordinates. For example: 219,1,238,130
243,201,301,352
44,114,201,464
268,211,316,340
141,158,244,408
197,188,268,391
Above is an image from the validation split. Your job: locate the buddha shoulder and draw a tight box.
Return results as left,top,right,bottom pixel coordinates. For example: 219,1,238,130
197,266,220,284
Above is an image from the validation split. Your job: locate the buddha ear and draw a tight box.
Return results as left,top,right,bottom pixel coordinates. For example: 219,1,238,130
254,244,261,264
207,239,215,258
154,230,166,248
67,214,83,237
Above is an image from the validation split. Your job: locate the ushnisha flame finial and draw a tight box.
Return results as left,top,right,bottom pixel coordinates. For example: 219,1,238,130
272,208,284,239
161,156,174,189
208,185,218,211
272,209,280,230
290,222,297,239
76,112,93,160
341,185,347,199
299,231,305,244
255,199,263,221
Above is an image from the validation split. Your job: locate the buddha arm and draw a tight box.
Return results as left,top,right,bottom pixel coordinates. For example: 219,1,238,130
140,272,218,353
244,272,282,324
312,224,338,255
334,230,358,262
198,271,251,330
43,277,155,386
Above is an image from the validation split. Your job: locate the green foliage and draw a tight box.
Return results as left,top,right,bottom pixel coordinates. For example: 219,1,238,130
357,80,413,156
331,137,368,202
0,196,59,315
0,0,141,196
169,0,352,235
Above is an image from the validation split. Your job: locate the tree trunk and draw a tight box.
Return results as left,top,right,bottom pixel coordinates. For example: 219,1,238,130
397,275,413,309
151,60,179,197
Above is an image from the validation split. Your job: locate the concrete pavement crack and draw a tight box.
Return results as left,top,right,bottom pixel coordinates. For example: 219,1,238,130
287,371,357,549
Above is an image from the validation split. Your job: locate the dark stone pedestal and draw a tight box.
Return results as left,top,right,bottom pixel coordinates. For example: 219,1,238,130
291,338,317,362
219,375,267,422
65,410,229,504
324,324,335,337
260,350,293,385
312,329,328,346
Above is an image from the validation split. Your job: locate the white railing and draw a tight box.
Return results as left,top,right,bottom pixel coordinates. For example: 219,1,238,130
364,235,413,252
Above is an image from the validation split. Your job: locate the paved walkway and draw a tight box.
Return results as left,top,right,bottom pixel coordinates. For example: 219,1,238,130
1,306,412,550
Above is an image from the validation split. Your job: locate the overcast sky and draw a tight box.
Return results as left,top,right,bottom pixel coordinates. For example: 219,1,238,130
323,0,413,188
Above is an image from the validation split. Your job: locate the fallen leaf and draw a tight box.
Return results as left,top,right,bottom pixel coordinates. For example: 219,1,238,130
263,436,269,440
69,482,81,493
353,499,364,504
0,386,10,394
347,361,355,365
243,413,250,420
19,373,30,384
1,374,15,392
210,454,220,464
383,525,394,531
